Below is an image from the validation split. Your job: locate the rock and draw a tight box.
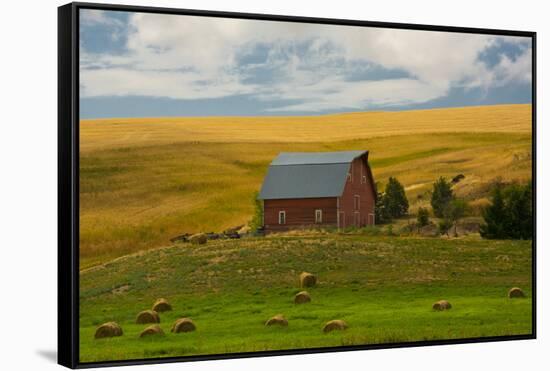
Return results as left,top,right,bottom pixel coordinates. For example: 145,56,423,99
299,272,317,288
508,287,526,298
171,318,196,333
294,291,311,304
139,324,164,338
189,233,207,245
323,320,348,333
152,298,172,312
136,310,160,324
265,314,288,327
94,322,123,339
432,300,452,311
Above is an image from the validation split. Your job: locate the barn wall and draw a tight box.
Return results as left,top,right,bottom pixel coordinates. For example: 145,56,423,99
263,197,337,232
338,156,376,227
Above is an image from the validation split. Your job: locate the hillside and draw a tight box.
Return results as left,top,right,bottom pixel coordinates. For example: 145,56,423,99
79,104,532,267
79,234,532,362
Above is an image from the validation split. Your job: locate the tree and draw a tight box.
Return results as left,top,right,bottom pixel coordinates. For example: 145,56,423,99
248,191,264,233
481,182,532,239
374,190,391,224
480,185,506,239
417,207,430,228
383,177,409,218
431,177,454,218
446,199,468,237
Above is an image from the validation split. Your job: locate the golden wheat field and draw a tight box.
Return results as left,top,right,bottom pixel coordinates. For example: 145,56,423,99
79,104,532,268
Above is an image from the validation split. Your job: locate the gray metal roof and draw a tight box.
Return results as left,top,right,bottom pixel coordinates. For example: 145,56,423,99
258,151,368,200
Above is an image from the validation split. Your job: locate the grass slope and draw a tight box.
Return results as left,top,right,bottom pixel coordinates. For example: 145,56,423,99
79,104,532,267
79,235,532,363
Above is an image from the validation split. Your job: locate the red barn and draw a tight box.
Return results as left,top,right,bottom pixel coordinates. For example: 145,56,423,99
258,151,376,233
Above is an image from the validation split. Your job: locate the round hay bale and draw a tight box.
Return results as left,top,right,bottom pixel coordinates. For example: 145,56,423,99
139,324,164,338
94,322,123,339
152,298,172,312
323,320,348,333
300,272,317,288
171,318,196,333
294,291,311,304
136,310,160,324
432,300,452,311
189,233,207,245
265,314,288,327
508,287,526,298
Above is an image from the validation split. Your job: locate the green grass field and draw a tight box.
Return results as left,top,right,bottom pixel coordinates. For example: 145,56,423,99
79,234,532,363
79,104,532,267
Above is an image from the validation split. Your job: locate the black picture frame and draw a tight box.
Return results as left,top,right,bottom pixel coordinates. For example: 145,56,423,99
58,2,537,368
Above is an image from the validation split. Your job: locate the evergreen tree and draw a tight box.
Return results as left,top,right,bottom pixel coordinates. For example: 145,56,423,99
431,177,454,218
480,185,508,239
383,177,409,218
375,191,391,224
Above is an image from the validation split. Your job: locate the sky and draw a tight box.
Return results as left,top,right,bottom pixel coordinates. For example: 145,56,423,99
79,9,533,119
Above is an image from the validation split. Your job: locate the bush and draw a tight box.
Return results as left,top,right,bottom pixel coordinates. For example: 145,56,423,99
431,177,454,218
438,219,453,237
480,181,532,239
249,191,264,233
417,207,430,227
382,177,409,218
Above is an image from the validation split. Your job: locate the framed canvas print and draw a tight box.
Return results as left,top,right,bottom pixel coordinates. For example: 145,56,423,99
58,2,536,368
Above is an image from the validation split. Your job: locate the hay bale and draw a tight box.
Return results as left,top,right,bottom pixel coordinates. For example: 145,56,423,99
299,272,317,288
432,300,452,311
323,320,348,333
152,298,172,312
294,291,311,304
139,324,164,338
189,233,207,245
508,287,526,298
265,314,288,327
136,310,160,324
94,322,123,339
171,318,196,333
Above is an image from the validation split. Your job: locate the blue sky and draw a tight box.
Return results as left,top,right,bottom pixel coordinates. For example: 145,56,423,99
79,9,532,119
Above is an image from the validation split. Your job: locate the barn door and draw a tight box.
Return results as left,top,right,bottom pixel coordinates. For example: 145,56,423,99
354,212,360,227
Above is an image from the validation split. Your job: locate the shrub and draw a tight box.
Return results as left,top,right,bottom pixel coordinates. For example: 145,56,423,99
431,177,454,218
417,207,430,227
249,191,264,233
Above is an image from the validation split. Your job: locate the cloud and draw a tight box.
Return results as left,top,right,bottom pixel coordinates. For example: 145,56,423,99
80,9,124,27
79,10,532,112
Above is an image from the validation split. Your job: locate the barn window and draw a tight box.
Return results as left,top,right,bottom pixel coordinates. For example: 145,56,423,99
354,195,360,210
362,175,367,184
315,209,323,223
278,211,286,225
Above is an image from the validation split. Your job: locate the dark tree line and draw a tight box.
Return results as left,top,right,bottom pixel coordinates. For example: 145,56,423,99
480,181,532,239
